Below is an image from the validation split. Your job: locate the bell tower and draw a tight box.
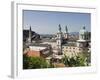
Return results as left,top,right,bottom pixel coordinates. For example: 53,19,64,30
56,24,62,55
77,26,89,48
64,26,68,40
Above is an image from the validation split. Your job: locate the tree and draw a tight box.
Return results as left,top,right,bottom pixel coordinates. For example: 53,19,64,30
23,54,29,69
23,54,49,69
62,52,90,67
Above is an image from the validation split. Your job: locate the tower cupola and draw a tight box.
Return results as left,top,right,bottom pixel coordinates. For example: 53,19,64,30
79,26,88,40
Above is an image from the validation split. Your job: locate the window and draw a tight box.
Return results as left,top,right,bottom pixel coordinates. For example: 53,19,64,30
73,47,75,49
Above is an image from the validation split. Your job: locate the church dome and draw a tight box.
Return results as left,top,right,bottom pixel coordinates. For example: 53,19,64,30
79,26,89,40
79,26,87,35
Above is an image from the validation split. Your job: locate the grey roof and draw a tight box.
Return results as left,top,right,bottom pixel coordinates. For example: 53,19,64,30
27,43,51,47
62,42,77,47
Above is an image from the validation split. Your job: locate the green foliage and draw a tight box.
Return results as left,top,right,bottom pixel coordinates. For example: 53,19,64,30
23,54,29,69
23,54,49,69
23,52,91,69
62,52,90,67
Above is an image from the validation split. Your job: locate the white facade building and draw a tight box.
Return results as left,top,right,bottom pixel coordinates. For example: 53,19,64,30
56,25,90,57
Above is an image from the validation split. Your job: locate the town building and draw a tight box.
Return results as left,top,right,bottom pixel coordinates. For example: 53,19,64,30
23,26,52,58
23,25,91,65
60,26,91,57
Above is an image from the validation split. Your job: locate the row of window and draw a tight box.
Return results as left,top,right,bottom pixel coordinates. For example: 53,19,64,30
62,46,78,50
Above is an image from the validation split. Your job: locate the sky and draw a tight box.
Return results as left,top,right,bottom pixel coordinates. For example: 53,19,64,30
23,10,91,34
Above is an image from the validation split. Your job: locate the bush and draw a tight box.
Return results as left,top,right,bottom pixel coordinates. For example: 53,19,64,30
62,53,90,67
23,54,49,69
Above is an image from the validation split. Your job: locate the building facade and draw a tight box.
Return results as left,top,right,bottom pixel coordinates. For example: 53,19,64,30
60,26,91,57
24,25,90,60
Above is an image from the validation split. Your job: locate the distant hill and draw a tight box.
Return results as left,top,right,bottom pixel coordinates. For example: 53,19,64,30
40,34,54,39
23,30,40,42
69,32,79,36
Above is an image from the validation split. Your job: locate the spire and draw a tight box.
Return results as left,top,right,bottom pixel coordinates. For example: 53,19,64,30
58,24,61,32
65,26,68,33
28,26,32,43
29,26,31,31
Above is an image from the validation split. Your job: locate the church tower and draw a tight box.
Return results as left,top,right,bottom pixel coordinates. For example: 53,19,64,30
64,26,68,40
77,26,90,48
28,26,32,43
56,24,62,55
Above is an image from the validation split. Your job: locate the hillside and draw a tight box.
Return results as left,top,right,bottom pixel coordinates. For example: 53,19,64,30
23,30,40,42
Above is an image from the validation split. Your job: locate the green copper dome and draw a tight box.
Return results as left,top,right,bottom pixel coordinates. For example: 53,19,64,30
79,26,88,35
79,26,89,40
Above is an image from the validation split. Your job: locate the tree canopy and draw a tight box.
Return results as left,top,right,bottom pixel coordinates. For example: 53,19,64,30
23,54,49,69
